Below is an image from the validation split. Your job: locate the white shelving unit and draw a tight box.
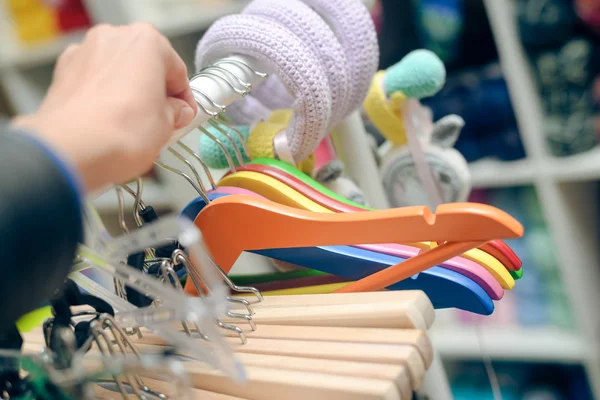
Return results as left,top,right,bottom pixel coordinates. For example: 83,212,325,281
0,1,249,113
432,326,587,364
339,0,600,397
460,0,600,397
469,157,536,188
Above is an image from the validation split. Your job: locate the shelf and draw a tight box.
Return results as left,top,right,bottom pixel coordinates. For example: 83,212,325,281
0,1,246,70
548,146,600,183
431,325,586,363
91,180,173,212
469,158,536,188
0,30,87,70
150,1,247,38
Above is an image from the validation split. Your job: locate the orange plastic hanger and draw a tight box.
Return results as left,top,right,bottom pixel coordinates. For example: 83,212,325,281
187,195,523,295
217,170,514,290
240,160,521,274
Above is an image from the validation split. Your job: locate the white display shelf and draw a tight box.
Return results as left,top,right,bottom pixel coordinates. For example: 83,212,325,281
469,147,600,189
479,0,600,396
0,1,247,71
150,1,247,38
548,146,600,183
469,158,536,188
0,30,86,71
431,326,587,364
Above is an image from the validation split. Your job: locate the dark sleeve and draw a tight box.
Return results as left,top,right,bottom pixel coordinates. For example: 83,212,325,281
0,128,83,331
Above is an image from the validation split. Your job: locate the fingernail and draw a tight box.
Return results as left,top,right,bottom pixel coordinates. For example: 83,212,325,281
176,106,195,128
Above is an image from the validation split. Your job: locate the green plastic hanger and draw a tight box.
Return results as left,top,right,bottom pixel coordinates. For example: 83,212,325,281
230,269,327,286
248,157,523,280
249,158,366,208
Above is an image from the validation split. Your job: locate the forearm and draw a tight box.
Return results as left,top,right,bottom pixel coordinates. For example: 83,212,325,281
0,127,83,331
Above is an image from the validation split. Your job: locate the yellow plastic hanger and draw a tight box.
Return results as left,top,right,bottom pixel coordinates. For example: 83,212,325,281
236,282,352,296
409,242,513,288
217,171,514,289
219,171,331,213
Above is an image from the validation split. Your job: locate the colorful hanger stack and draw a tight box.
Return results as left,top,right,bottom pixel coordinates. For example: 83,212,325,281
186,0,524,317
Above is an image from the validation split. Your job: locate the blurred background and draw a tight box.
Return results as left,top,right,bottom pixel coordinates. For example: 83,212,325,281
1,0,600,398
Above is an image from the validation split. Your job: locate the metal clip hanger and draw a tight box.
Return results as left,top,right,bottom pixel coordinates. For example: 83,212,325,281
76,206,242,379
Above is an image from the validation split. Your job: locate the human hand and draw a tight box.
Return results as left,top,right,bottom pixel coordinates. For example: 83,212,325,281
13,23,197,192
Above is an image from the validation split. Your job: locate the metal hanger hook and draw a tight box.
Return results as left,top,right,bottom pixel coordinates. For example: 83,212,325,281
213,58,268,78
195,69,248,96
176,140,217,189
202,65,252,89
207,118,247,167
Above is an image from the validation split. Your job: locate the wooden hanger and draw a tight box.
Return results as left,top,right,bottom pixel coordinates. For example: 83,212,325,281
359,243,504,298
218,171,332,212
230,354,412,400
246,157,522,273
249,157,363,207
249,246,496,314
218,303,426,330
93,385,138,400
22,290,435,400
26,332,410,400
227,291,434,324
169,364,404,400
480,240,523,279
183,195,500,312
136,324,432,368
133,335,424,391
191,195,522,293
93,380,246,400
138,377,249,400
182,190,508,297
183,193,499,313
404,242,515,289
215,171,516,289
224,327,431,367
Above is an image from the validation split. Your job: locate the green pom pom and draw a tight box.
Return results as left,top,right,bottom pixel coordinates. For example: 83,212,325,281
17,306,53,333
384,49,446,99
199,125,250,169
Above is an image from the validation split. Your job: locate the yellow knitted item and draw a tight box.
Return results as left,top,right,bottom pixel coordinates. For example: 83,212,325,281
13,7,59,44
248,120,279,159
297,153,315,176
5,0,40,14
363,70,408,146
268,109,293,125
248,109,315,175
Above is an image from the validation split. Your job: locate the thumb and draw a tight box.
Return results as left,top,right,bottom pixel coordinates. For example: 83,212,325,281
166,97,196,130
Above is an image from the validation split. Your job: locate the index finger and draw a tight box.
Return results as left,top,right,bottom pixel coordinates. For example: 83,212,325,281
149,26,197,112
164,46,197,113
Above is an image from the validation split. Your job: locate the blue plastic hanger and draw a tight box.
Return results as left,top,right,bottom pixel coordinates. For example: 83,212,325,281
181,193,494,314
252,246,493,315
182,192,229,220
